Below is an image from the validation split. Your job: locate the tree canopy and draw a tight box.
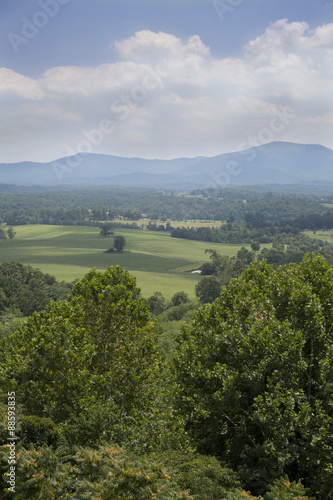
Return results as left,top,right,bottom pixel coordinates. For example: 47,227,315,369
0,261,71,317
174,254,333,498
0,266,163,449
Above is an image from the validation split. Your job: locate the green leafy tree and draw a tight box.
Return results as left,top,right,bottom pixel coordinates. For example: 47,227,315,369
0,443,194,499
205,249,235,285
171,291,190,307
174,255,333,498
0,266,164,449
114,234,126,252
200,262,215,275
0,262,71,316
265,475,313,500
195,276,222,303
250,241,260,252
99,222,114,237
148,291,166,315
150,451,241,500
236,246,254,264
0,308,26,340
6,226,15,239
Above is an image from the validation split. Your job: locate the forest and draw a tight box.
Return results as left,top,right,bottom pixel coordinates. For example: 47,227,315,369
1,186,333,499
1,185,333,226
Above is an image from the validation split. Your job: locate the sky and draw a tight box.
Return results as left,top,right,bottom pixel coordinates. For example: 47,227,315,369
0,0,333,163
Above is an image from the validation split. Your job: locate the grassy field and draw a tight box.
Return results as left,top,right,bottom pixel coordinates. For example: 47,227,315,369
304,229,333,243
0,225,251,299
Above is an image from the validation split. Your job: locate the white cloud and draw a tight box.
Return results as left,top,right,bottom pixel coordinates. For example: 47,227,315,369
227,96,284,117
310,112,333,124
0,68,44,100
41,62,153,95
298,23,333,49
1,21,333,162
114,30,209,61
244,19,333,61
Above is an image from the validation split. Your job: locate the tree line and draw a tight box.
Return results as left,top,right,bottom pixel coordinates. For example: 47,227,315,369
1,186,333,226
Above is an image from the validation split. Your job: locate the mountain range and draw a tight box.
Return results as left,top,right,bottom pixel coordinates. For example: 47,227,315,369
0,142,332,188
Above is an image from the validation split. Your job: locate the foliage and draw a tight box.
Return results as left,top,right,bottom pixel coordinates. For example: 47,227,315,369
200,262,216,275
251,242,260,252
6,227,15,239
0,262,72,317
221,475,313,500
148,292,167,315
171,291,190,307
195,276,222,303
99,222,114,237
0,266,170,450
174,255,333,498
265,475,314,500
163,303,195,322
0,443,194,499
0,308,26,340
113,235,126,252
0,227,16,240
149,451,241,500
19,415,67,449
2,186,333,227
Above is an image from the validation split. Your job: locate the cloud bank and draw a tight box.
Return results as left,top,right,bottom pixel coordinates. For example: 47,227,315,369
1,19,333,162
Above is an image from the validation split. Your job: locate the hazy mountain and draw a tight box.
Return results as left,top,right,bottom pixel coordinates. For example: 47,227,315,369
0,142,332,188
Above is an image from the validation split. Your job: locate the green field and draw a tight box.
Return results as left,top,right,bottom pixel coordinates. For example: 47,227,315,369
304,229,333,243
0,225,251,299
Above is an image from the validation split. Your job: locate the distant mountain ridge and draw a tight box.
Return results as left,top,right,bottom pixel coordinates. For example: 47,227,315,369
0,142,332,188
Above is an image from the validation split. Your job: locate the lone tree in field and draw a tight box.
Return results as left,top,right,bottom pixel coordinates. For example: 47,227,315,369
114,235,126,252
7,226,16,239
99,223,114,237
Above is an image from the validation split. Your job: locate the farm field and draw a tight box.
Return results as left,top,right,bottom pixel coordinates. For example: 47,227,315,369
0,224,251,299
303,229,333,243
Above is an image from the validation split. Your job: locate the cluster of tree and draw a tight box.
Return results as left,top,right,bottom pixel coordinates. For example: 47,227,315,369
1,186,333,225
99,224,127,252
2,207,93,226
170,216,333,265
2,261,328,498
195,248,257,303
0,227,15,240
0,262,72,323
147,291,193,317
171,223,298,244
99,222,136,238
194,236,333,304
147,221,174,231
291,211,333,230
0,262,73,343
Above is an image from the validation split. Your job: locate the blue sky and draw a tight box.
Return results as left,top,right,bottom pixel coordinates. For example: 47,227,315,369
1,0,332,162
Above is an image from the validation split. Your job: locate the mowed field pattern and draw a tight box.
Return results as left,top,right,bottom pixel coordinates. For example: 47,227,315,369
0,225,251,298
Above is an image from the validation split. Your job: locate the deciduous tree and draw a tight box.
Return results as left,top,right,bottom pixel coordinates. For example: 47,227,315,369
174,255,333,498
0,266,163,449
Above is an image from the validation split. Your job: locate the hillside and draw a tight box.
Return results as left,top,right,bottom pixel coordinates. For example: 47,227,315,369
0,142,332,188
